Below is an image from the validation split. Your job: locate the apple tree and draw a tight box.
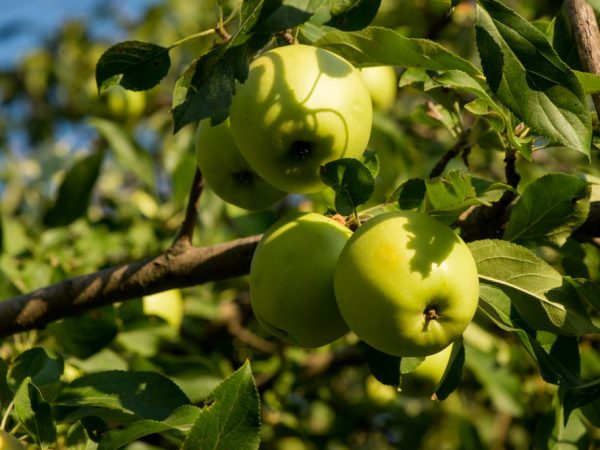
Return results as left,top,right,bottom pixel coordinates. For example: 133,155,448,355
0,0,599,448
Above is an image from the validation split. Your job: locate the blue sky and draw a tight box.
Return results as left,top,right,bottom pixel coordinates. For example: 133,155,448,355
0,0,160,69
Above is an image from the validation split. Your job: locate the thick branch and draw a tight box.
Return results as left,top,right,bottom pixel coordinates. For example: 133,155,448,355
565,0,600,116
1,198,599,338
0,235,260,337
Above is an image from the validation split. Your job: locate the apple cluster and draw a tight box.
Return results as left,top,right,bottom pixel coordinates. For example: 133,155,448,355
194,43,479,382
250,211,479,358
195,44,376,209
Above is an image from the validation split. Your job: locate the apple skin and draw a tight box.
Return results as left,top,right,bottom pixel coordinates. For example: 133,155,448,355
402,343,453,396
105,85,146,120
142,288,184,329
0,430,25,449
360,66,398,111
229,44,373,194
334,211,479,357
250,212,352,347
195,118,287,211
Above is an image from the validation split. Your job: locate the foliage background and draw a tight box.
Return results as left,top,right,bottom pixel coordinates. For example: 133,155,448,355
0,0,599,449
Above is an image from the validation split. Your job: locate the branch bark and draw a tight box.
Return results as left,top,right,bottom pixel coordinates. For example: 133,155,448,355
0,201,598,337
565,0,600,116
0,235,260,337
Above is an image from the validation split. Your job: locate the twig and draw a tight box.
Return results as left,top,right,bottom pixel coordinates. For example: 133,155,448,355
503,147,520,190
0,235,260,337
564,0,600,117
171,167,203,251
428,130,470,179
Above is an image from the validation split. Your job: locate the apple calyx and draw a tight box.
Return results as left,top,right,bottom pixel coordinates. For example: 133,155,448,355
289,140,314,162
233,170,254,185
424,305,440,321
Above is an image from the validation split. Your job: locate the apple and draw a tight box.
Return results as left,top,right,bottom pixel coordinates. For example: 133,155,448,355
229,44,373,194
334,211,479,357
104,85,146,120
195,118,287,211
143,288,184,329
359,66,398,111
250,212,352,347
402,343,453,396
0,431,25,449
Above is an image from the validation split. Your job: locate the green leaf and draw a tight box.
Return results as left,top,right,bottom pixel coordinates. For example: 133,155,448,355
477,285,580,387
252,0,319,32
98,405,202,450
182,361,260,450
315,26,481,75
425,171,483,222
574,70,600,94
430,70,506,118
320,158,375,215
171,0,277,133
65,421,93,450
15,378,57,449
469,240,599,336
43,150,104,227
535,403,590,450
393,178,427,210
89,118,155,188
7,348,64,392
475,0,591,157
95,41,170,92
171,34,269,132
503,173,590,247
364,344,401,387
536,332,581,382
325,0,382,31
55,371,191,421
48,307,119,359
361,149,379,177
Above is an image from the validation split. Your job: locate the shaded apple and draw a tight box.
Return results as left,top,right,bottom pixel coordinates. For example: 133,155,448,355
250,212,352,347
195,118,287,211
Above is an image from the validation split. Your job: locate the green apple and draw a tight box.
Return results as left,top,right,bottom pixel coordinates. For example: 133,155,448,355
143,289,184,329
334,211,479,357
0,431,25,449
229,44,373,194
195,118,287,211
402,343,453,396
359,66,398,111
250,212,352,347
105,85,146,120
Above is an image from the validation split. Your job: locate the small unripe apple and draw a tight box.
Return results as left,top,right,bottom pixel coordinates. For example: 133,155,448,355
359,66,398,111
195,118,287,211
230,44,372,194
0,430,25,449
334,211,479,357
105,85,146,120
143,289,184,329
250,213,352,347
402,343,453,396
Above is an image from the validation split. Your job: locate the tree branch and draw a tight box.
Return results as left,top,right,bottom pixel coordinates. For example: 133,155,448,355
172,167,203,250
428,130,471,179
0,198,599,337
0,235,260,337
565,0,600,117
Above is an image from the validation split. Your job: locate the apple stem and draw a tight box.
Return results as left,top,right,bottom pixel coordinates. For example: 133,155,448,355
424,307,439,321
